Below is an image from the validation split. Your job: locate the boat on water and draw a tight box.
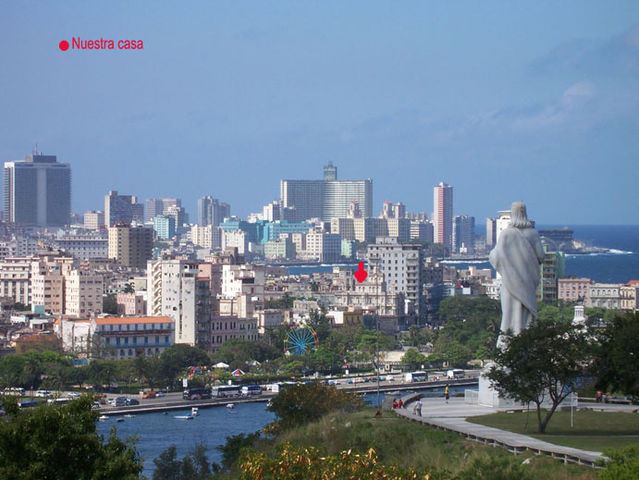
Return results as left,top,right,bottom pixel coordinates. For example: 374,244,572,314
98,415,109,421
174,414,194,420
226,403,235,409
191,407,199,416
116,417,125,422
124,414,135,418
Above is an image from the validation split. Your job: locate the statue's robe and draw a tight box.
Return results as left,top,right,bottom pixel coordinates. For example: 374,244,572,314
489,226,544,342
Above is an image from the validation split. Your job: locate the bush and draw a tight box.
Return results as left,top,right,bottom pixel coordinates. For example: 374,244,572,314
266,382,364,433
599,446,639,480
238,443,434,480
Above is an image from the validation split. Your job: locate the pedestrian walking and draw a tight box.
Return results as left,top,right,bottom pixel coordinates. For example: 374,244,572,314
416,400,422,417
444,385,450,404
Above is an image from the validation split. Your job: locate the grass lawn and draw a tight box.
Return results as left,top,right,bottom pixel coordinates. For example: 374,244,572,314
468,409,639,451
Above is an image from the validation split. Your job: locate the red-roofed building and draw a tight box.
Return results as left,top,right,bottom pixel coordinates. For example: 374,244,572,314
91,316,174,360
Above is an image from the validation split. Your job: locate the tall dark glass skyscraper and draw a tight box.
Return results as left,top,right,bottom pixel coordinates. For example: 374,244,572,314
4,153,71,227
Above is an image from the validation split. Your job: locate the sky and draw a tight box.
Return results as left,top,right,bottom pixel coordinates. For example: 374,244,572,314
1,1,638,225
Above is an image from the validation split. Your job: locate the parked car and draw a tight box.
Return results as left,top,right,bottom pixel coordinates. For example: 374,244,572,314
35,390,52,398
67,392,80,399
92,401,101,409
126,398,139,406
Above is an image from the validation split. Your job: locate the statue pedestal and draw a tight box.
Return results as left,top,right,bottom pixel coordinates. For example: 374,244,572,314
473,362,571,410
477,363,523,408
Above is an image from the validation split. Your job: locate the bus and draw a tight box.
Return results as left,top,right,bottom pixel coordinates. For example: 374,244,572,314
182,387,212,400
214,385,242,398
404,371,428,383
241,385,262,396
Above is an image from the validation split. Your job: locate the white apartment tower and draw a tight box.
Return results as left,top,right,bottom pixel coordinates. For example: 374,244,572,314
147,259,211,347
367,238,423,318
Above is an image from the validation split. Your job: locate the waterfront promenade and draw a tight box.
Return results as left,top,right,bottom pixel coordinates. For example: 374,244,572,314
393,396,619,468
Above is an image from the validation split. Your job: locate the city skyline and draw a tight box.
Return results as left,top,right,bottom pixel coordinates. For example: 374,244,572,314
2,2,638,224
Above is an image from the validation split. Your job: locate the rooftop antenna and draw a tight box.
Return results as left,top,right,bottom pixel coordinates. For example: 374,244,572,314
33,142,40,155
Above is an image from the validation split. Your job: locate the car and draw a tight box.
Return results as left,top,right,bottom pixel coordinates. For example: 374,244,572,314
155,391,166,398
114,397,127,407
92,401,101,409
67,392,80,399
35,390,52,398
142,391,156,399
126,398,139,406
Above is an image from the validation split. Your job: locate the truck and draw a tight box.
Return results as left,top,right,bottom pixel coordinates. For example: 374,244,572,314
446,369,465,379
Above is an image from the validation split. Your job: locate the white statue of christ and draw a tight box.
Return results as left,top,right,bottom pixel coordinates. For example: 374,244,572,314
489,202,545,348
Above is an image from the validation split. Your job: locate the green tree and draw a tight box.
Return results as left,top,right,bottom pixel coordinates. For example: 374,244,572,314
159,344,210,386
102,294,118,314
400,348,427,370
266,382,364,432
436,296,501,359
211,339,280,370
486,321,590,433
152,444,214,480
593,312,639,401
0,396,142,479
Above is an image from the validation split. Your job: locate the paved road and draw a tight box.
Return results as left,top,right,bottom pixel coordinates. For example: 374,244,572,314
394,397,607,467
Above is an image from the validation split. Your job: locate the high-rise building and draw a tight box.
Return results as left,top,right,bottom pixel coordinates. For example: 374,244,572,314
367,238,424,318
433,182,453,250
197,196,231,226
153,215,175,240
104,191,144,227
281,164,372,222
146,198,181,222
147,259,211,347
107,225,153,269
452,215,475,254
4,152,71,226
64,270,103,318
486,217,497,248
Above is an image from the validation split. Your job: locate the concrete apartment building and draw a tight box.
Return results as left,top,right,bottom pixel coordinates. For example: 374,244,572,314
54,232,108,259
0,257,32,305
108,225,153,269
3,153,71,227
116,293,147,316
64,270,103,318
558,278,593,303
83,211,104,230
304,232,341,263
147,259,211,347
367,238,423,318
190,224,221,250
221,264,265,300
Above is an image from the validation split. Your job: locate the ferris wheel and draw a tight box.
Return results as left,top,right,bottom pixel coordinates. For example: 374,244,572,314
284,323,319,355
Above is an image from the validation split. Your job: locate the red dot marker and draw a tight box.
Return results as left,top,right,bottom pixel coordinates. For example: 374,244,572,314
59,40,69,51
353,261,368,283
